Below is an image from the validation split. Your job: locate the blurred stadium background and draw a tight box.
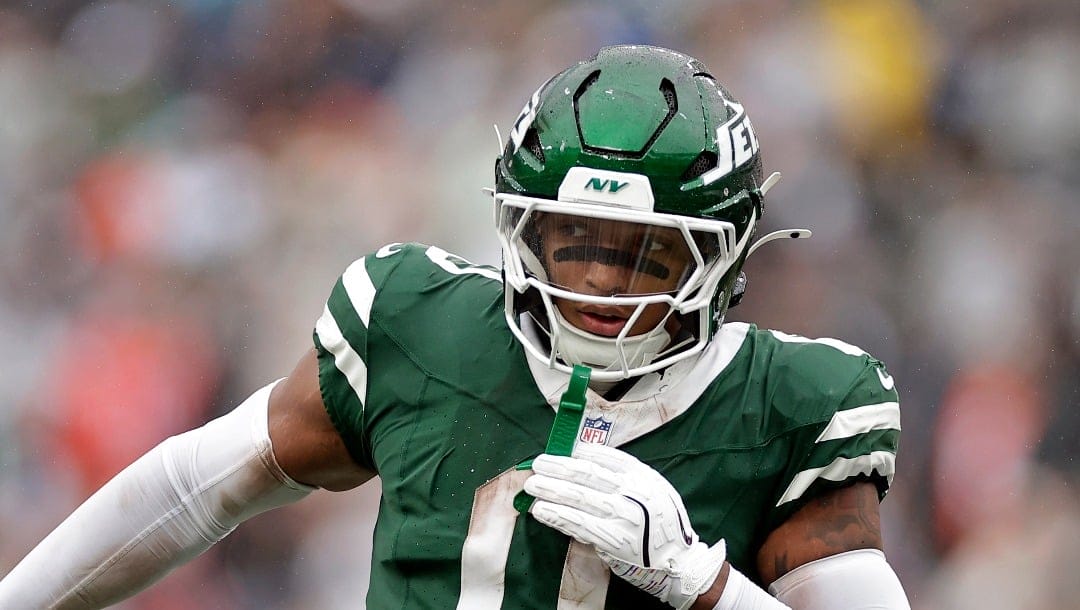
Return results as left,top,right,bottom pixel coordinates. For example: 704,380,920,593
0,1,1077,608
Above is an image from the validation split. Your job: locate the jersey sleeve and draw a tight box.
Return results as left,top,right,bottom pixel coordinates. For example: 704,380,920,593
311,244,407,472
767,359,901,529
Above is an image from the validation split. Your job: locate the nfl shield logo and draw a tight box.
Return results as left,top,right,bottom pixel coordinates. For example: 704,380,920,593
579,416,612,445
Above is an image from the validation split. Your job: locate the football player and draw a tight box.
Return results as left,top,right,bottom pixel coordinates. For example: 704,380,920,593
0,45,909,609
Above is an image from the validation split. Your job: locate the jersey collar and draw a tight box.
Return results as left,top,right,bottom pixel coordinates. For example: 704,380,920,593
522,318,751,446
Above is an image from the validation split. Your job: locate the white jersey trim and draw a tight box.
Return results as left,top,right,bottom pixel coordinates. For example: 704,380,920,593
777,451,895,506
766,329,868,357
315,304,368,408
341,256,377,327
814,402,900,443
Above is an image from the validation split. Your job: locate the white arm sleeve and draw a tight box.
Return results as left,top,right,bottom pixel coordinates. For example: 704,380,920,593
768,549,910,610
0,380,315,609
712,565,792,609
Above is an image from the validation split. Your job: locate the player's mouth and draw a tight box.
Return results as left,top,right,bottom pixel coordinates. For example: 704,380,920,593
575,307,631,337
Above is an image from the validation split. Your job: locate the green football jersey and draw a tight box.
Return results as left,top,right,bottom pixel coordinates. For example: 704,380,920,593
313,243,900,610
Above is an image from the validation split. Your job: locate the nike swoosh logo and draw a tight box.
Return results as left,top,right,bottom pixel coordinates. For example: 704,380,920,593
623,495,652,567
876,367,895,391
673,498,693,546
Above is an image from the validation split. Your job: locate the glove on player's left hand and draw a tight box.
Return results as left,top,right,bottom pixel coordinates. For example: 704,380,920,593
525,442,726,610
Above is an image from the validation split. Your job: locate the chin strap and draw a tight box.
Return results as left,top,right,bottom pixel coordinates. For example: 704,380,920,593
550,305,671,373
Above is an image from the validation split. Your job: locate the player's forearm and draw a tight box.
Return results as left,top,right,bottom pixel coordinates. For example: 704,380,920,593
0,381,314,609
768,549,909,609
689,562,731,609
688,549,910,609
0,443,223,608
692,562,793,610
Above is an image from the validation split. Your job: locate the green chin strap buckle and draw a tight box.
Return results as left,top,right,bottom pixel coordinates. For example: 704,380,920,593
513,364,591,513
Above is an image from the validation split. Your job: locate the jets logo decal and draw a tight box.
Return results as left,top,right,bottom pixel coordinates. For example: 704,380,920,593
508,77,553,153
699,96,760,186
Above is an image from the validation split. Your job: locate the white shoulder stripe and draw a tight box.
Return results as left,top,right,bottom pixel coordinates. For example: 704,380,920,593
315,304,368,407
341,257,377,327
815,402,900,443
777,451,895,506
767,330,867,357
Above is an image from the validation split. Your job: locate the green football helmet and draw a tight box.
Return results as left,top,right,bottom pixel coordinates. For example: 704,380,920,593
494,45,803,380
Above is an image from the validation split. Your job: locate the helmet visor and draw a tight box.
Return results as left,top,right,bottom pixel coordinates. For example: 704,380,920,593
497,197,730,299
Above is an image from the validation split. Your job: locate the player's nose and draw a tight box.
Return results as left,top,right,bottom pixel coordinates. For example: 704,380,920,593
583,260,631,296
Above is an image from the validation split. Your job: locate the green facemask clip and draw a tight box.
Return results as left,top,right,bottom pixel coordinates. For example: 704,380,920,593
513,364,591,513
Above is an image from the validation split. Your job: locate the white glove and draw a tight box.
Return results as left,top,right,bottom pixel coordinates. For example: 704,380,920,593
525,443,727,610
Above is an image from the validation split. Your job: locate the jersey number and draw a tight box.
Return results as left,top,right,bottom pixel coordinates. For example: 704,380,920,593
426,246,501,282
457,469,610,609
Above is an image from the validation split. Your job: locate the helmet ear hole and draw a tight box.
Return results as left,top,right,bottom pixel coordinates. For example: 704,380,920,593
681,151,718,182
728,272,747,308
522,127,545,165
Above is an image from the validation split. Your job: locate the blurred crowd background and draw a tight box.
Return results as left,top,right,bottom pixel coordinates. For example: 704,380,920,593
1,0,1077,608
